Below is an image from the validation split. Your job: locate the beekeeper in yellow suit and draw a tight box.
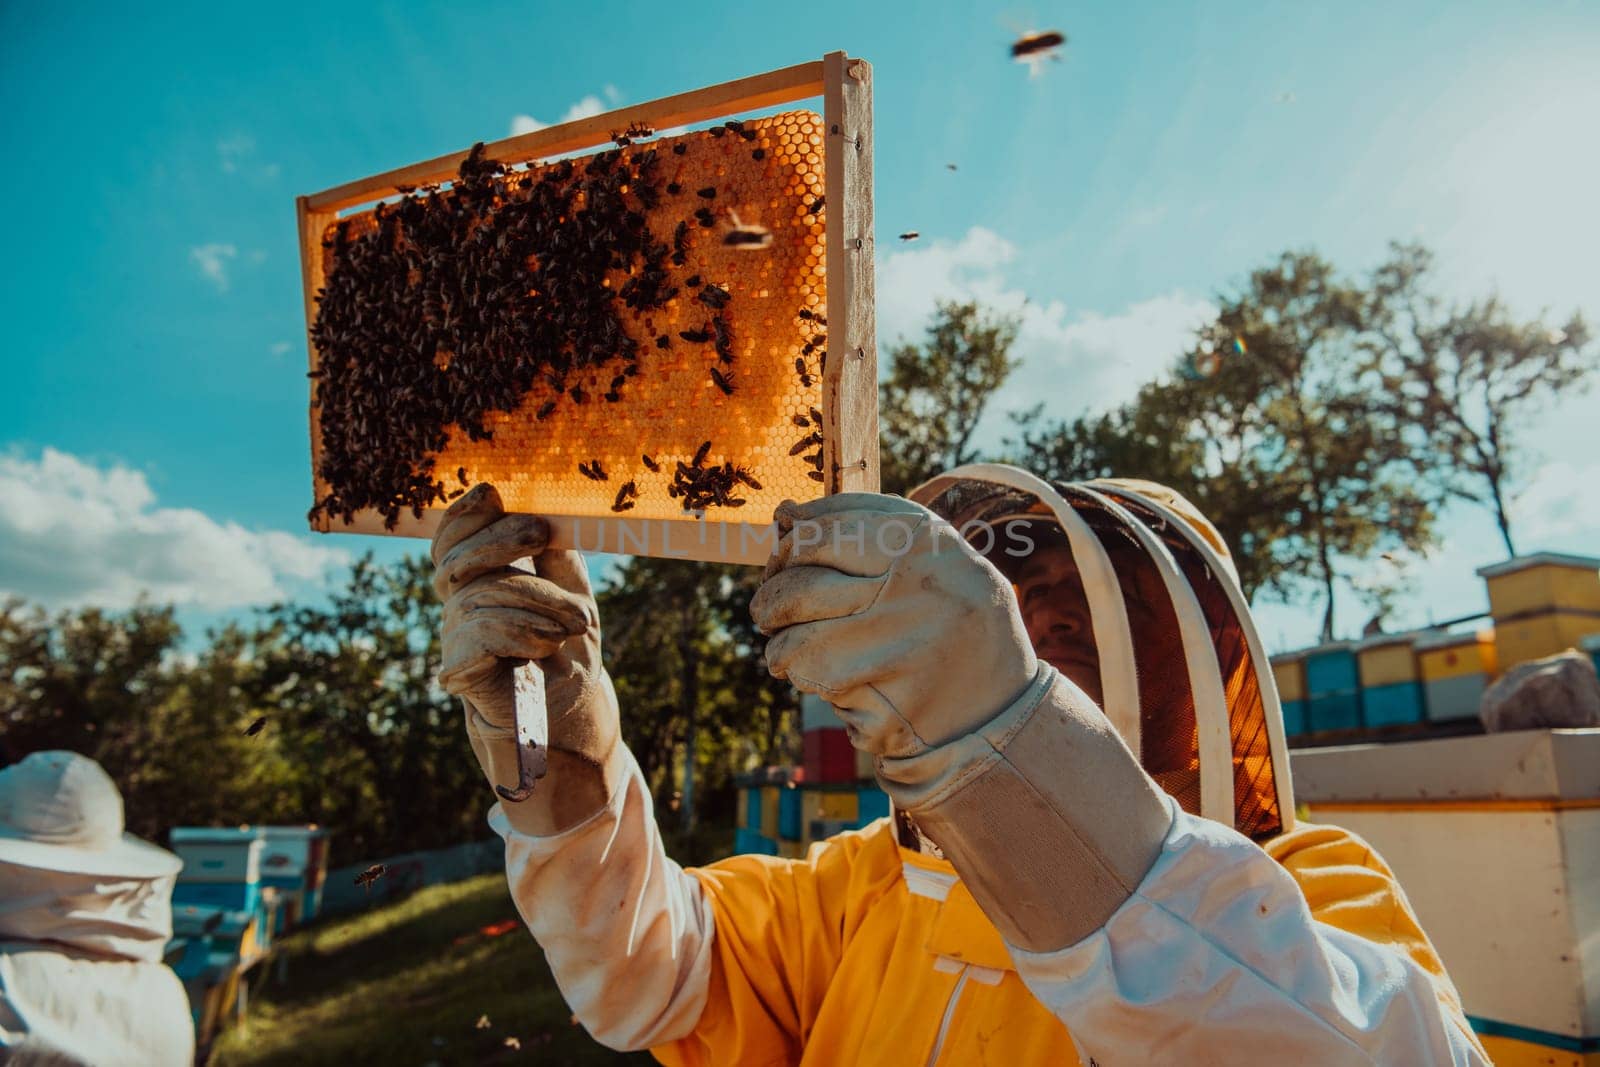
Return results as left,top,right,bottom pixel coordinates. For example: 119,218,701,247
432,467,1489,1065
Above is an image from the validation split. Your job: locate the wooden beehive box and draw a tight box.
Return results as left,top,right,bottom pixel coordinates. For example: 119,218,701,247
295,54,877,564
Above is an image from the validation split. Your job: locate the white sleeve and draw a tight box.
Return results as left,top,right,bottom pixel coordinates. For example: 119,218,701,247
487,745,715,1051
1006,799,1489,1066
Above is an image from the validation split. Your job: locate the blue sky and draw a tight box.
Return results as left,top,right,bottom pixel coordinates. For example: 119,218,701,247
2,1,1596,649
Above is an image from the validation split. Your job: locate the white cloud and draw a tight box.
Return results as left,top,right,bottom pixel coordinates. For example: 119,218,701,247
876,227,1214,435
269,341,292,357
0,448,349,611
190,243,237,292
509,90,619,137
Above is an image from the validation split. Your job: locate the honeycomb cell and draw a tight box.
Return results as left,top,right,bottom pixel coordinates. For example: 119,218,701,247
309,111,831,531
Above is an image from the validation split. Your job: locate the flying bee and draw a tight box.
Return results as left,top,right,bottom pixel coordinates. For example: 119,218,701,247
243,716,267,737
899,231,920,241
476,1016,491,1030
642,454,660,472
354,864,387,890
1010,29,1067,77
709,366,734,395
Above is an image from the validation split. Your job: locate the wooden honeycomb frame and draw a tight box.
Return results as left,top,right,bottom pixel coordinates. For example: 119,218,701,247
295,53,876,565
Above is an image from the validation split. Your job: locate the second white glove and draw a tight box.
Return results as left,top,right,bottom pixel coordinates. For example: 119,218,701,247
750,493,1041,759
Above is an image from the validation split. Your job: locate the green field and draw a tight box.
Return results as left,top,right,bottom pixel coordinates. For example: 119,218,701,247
210,873,655,1066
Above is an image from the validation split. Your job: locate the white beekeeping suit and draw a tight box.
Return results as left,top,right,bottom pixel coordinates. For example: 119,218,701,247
0,751,194,1066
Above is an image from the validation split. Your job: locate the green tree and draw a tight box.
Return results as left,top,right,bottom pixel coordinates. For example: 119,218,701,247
596,558,797,834
1368,242,1597,557
244,553,484,862
1012,251,1441,637
879,301,1022,494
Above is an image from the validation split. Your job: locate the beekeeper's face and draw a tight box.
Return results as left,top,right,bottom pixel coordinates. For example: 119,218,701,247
1010,539,1103,706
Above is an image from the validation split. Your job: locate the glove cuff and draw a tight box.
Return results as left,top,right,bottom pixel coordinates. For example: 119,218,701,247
466,700,627,838
876,664,1174,952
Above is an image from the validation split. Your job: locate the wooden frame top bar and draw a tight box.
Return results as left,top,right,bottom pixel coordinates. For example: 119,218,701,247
306,60,827,214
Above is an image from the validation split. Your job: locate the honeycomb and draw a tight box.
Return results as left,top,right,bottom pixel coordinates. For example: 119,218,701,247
308,110,831,536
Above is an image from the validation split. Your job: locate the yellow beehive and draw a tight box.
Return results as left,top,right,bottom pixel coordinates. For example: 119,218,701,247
295,55,877,564
1492,611,1600,671
801,788,859,840
1357,634,1420,688
1417,629,1497,682
1477,553,1600,618
1271,653,1306,703
1416,628,1497,723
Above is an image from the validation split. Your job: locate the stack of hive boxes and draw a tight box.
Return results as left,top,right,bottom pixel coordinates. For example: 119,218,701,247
1477,552,1600,671
1356,632,1426,729
1304,642,1363,733
734,694,892,857
1415,628,1497,723
255,826,331,931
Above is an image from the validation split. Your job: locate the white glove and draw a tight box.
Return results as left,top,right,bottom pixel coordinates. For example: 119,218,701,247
750,493,1040,757
753,492,1171,953
433,484,624,836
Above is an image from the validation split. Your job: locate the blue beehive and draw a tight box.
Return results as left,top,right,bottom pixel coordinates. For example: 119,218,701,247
778,788,803,841
856,787,890,825
169,828,265,920
1304,642,1362,732
734,827,779,855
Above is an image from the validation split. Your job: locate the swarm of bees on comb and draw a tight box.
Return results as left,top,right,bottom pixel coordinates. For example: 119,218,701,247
307,113,832,531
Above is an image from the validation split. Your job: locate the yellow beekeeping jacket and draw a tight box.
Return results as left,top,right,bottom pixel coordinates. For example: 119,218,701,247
652,816,1473,1066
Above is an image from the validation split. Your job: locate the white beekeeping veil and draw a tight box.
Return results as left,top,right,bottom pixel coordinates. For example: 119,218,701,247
910,464,1294,839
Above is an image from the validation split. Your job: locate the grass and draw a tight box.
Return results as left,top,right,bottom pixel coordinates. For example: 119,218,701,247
209,873,656,1066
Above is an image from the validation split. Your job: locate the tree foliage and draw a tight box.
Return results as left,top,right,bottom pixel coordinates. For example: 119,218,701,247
1367,242,1596,555
879,300,1021,494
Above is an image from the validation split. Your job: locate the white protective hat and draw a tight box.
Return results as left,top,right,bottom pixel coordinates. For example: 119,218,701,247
0,751,182,879
910,464,1295,839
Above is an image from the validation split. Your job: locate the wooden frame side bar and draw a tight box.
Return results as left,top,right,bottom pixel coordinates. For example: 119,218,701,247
306,60,826,213
822,53,879,495
296,195,337,531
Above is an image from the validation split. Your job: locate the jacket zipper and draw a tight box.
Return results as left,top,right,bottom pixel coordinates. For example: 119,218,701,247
925,965,971,1067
